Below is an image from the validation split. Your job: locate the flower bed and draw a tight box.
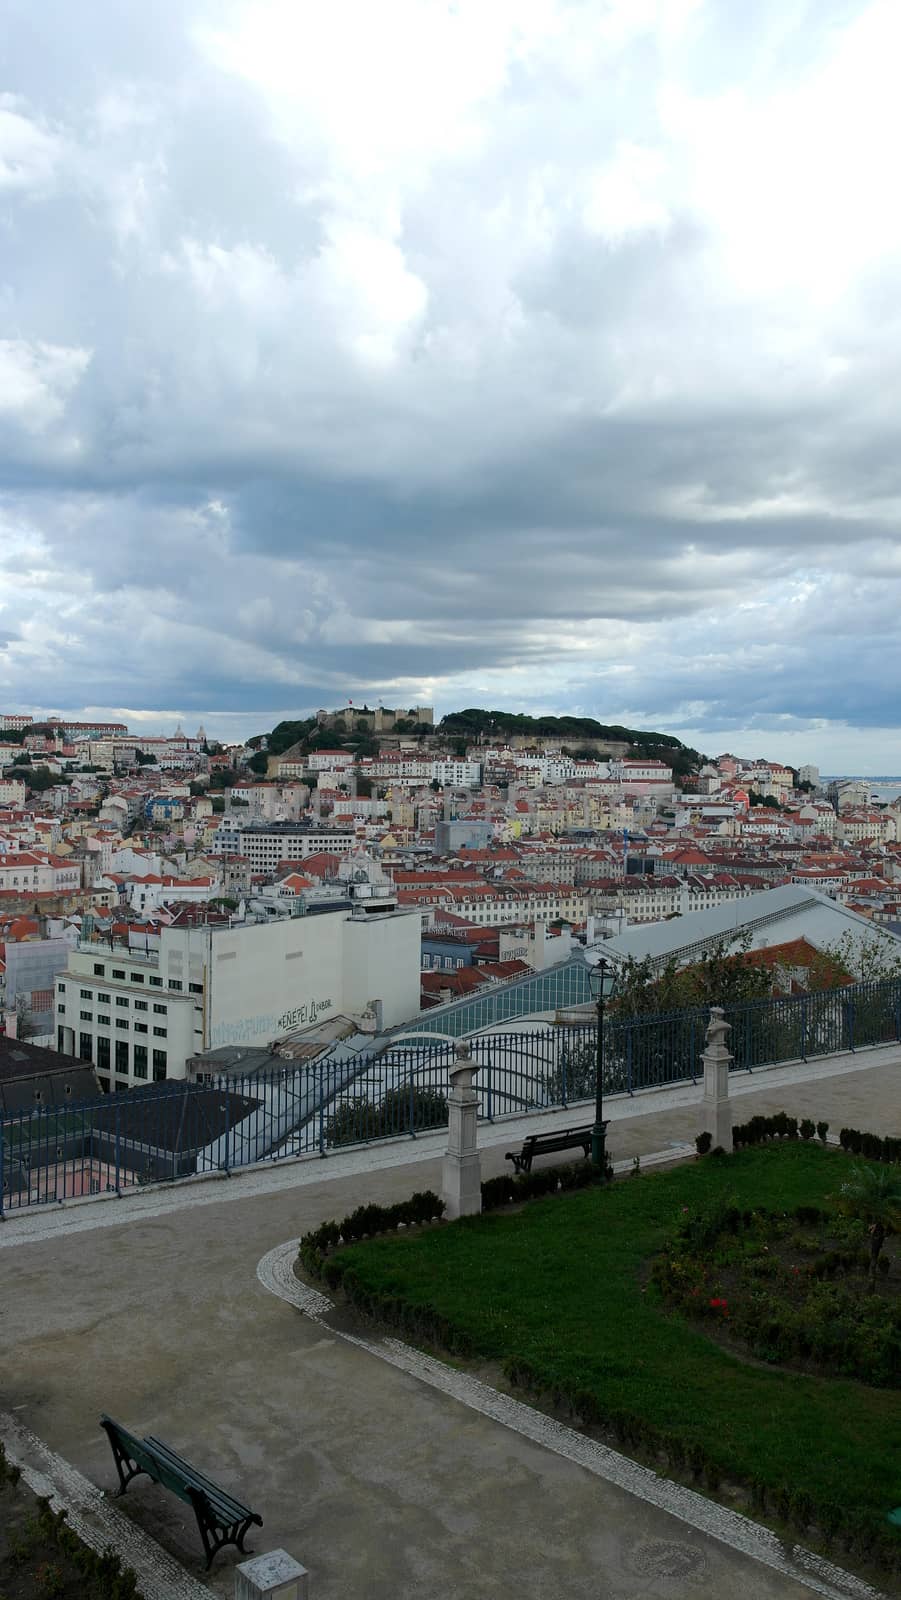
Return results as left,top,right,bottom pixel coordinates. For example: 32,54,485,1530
652,1200,901,1386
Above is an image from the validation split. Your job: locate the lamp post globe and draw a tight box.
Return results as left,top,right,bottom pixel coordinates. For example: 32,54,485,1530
588,955,617,1172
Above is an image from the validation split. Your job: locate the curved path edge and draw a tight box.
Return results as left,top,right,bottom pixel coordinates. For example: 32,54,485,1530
258,1239,888,1600
0,1412,215,1600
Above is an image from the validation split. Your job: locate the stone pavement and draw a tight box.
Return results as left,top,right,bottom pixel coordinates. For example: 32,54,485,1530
1,1046,899,1600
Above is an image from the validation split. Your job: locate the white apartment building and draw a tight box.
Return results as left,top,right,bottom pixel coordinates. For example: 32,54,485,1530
307,750,356,772
430,759,483,787
0,778,27,805
210,822,356,869
453,885,588,926
55,902,420,1088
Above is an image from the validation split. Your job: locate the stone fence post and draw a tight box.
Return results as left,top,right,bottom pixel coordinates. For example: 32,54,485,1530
442,1044,482,1220
701,1006,734,1153
236,1550,309,1600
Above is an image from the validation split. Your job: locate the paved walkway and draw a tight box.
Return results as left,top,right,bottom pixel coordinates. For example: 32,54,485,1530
1,1047,899,1599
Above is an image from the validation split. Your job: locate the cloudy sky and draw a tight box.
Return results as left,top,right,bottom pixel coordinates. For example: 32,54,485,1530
2,0,900,771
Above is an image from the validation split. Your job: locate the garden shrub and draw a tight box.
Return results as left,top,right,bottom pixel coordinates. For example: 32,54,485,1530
325,1086,448,1147
300,1161,609,1277
0,1489,142,1598
839,1128,901,1164
654,1203,901,1389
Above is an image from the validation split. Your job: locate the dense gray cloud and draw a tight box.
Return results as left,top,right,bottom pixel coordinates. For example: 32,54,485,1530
1,0,901,769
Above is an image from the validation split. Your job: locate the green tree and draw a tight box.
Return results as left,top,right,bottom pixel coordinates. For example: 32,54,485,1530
135,749,157,765
14,994,39,1041
836,1164,901,1290
247,750,269,775
22,765,55,792
325,1086,448,1146
612,935,771,1017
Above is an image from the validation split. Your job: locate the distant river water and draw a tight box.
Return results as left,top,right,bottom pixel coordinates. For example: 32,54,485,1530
825,779,901,804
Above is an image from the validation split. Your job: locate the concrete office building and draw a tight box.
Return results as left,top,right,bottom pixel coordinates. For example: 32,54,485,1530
55,903,420,1091
211,822,356,871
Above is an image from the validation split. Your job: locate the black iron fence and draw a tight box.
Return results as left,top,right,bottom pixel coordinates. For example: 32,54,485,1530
2,977,900,1213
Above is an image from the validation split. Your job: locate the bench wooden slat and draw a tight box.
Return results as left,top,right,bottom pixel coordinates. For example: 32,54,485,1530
505,1124,594,1174
144,1438,252,1518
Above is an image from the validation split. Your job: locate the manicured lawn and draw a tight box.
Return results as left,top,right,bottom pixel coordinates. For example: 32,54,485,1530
331,1144,901,1562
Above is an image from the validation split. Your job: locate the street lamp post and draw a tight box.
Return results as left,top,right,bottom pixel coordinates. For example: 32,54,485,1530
588,956,617,1172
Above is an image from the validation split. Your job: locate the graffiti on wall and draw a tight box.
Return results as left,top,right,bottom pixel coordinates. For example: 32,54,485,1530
210,995,334,1048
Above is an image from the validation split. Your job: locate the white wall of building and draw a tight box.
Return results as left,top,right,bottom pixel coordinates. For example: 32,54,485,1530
55,905,422,1083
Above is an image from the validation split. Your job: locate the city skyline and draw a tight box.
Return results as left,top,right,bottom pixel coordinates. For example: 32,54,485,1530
3,2,901,771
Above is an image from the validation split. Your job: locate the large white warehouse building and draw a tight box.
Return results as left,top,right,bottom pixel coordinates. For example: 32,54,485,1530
55,904,420,1091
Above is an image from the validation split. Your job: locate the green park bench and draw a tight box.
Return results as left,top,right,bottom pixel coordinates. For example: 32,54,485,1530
99,1414,262,1570
505,1123,594,1173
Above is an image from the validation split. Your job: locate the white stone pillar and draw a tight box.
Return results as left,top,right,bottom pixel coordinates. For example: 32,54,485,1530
235,1549,309,1600
701,1006,734,1153
442,1044,482,1220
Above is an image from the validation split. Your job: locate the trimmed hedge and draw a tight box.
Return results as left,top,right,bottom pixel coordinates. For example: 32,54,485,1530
298,1161,609,1278
499,1352,901,1574
732,1112,830,1149
840,1127,901,1164
299,1190,446,1276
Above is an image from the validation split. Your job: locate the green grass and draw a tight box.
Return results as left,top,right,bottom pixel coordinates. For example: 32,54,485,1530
333,1144,901,1556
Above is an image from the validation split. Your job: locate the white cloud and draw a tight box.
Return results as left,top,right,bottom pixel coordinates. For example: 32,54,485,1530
0,97,62,193
0,341,92,432
1,1,900,769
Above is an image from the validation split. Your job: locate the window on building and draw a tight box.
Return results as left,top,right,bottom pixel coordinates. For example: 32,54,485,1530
116,996,128,1007
97,1014,110,1026
80,988,92,1000
115,1040,128,1075
117,1018,130,1030
130,972,144,984
58,982,66,993
96,1036,110,1072
153,1025,167,1038
168,979,183,991
188,982,203,994
135,999,148,1011
93,963,104,976
78,1032,92,1061
152,1003,167,1015
97,992,110,1003
57,1026,65,1051
96,1075,110,1093
152,1049,167,1081
79,1009,91,1021
134,1021,148,1034
58,1003,66,1015
133,1044,148,1079
149,976,163,988
112,968,125,979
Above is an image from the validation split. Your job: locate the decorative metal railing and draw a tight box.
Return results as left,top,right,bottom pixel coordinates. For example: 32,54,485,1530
2,978,900,1213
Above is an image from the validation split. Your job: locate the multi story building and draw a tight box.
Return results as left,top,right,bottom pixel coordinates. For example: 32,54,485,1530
210,822,356,871
55,902,420,1088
